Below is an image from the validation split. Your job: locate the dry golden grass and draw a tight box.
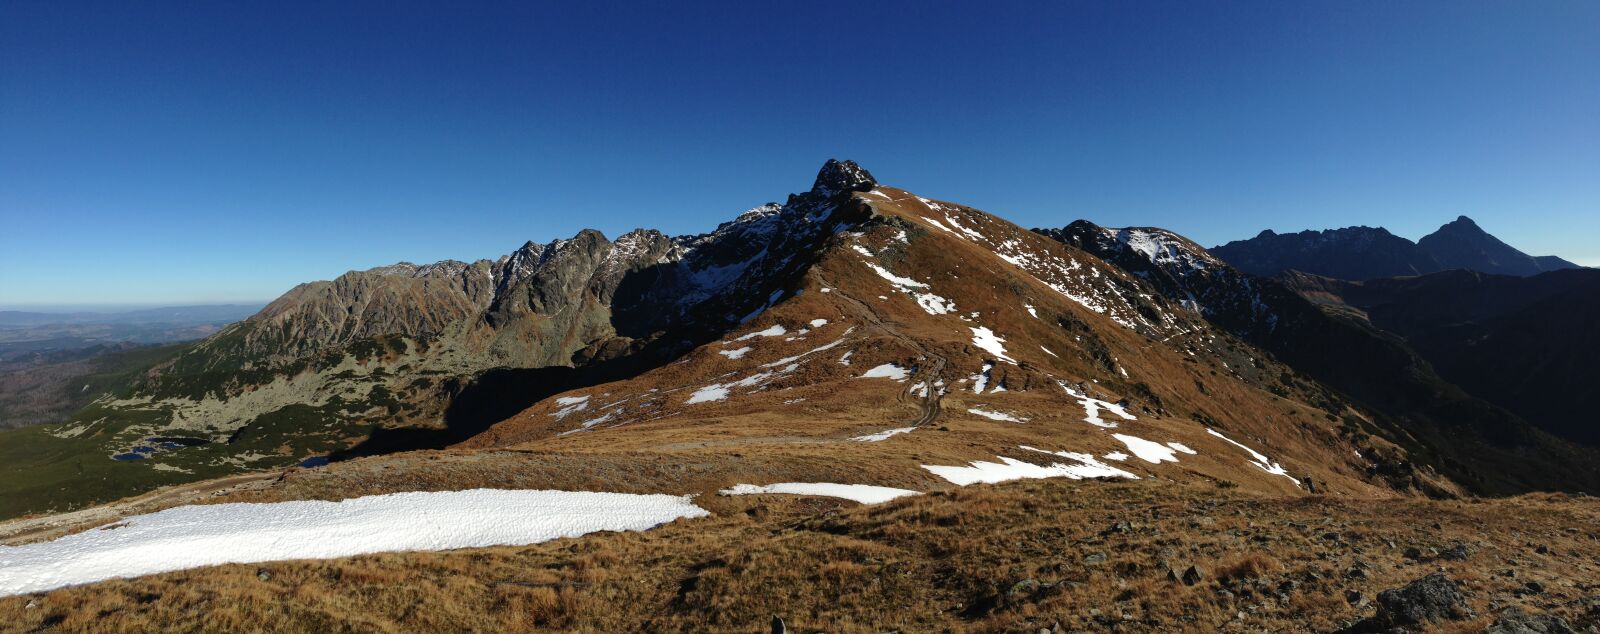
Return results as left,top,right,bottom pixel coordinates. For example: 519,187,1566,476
6,479,1598,633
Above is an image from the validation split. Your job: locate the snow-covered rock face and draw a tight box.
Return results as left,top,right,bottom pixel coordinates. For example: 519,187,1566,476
0,489,709,598
1035,219,1283,333
899,205,1185,335
1111,228,1223,273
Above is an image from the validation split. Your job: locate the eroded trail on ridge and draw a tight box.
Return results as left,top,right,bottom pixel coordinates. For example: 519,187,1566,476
818,271,945,430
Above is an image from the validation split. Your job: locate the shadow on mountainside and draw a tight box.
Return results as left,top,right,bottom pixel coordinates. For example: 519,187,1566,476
330,353,664,460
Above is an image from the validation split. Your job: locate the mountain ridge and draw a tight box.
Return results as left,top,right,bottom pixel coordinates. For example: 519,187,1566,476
1211,215,1581,280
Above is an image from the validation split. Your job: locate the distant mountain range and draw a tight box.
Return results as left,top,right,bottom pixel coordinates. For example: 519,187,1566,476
1210,216,1581,280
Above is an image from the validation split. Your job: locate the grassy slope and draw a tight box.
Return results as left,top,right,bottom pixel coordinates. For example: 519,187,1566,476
0,399,374,519
4,478,1596,633
0,326,443,521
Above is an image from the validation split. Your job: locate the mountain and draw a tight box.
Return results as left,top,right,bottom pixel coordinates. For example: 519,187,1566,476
1036,221,1600,495
1210,216,1581,280
7,162,1597,521
1209,226,1442,280
1282,267,1600,445
1419,215,1581,277
5,162,1600,632
0,160,883,518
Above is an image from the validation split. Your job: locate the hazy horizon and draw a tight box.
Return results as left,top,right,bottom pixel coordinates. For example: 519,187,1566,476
0,301,270,313
4,1,1596,304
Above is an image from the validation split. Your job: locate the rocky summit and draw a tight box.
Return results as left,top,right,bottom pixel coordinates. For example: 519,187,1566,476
3,161,1598,633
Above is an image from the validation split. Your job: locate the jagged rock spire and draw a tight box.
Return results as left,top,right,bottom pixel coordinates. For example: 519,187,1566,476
810,159,876,196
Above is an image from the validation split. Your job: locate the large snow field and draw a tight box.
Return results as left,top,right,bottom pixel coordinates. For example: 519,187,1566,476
0,489,709,598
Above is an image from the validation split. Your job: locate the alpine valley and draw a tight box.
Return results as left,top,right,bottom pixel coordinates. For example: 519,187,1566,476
4,162,1599,633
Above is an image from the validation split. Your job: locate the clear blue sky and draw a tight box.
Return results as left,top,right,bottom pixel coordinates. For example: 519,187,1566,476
3,1,1596,306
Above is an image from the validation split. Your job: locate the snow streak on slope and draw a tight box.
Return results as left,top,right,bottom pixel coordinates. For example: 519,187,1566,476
720,482,919,505
852,427,916,442
855,249,956,315
922,446,1138,485
968,408,1028,423
0,490,709,597
1207,429,1301,487
1058,382,1137,428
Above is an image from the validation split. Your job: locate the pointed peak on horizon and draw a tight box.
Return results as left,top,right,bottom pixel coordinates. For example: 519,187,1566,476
810,159,876,195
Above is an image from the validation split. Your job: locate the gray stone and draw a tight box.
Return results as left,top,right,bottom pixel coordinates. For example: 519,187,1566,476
1485,608,1574,634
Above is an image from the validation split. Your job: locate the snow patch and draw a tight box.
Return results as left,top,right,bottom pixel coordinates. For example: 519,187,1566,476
551,396,590,420
968,408,1028,423
859,259,956,315
860,363,909,381
970,362,994,393
734,324,787,341
0,490,708,598
1058,382,1136,428
922,447,1137,486
851,427,916,442
969,327,1017,364
685,385,730,404
718,347,751,359
1112,433,1181,464
1206,429,1301,487
720,483,918,505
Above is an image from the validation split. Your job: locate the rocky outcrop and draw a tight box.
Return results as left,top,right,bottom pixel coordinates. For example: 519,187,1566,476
809,159,876,196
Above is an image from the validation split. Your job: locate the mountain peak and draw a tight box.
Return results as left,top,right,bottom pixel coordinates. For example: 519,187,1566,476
810,159,876,195
1438,215,1483,232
